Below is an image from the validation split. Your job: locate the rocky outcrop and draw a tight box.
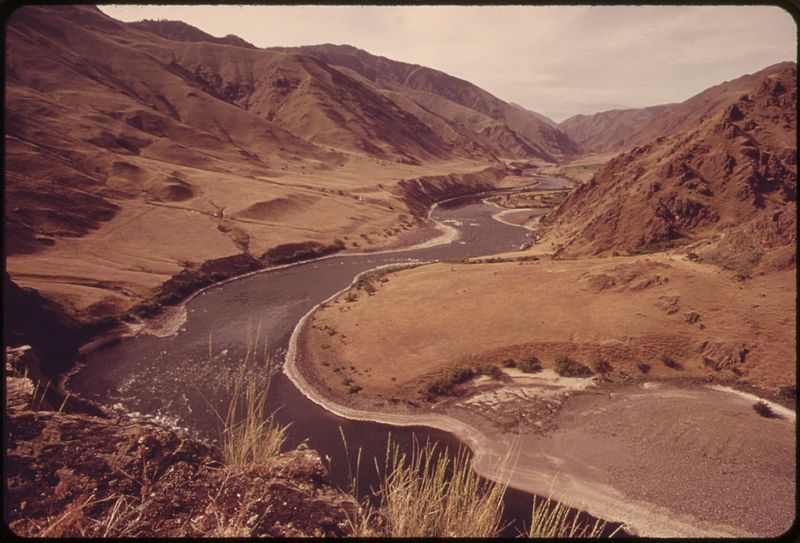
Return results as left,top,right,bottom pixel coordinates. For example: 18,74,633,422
5,373,358,538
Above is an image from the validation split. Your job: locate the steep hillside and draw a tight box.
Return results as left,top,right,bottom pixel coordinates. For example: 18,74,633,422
5,5,535,323
621,62,796,150
560,104,672,154
510,102,559,128
270,44,581,161
542,62,796,273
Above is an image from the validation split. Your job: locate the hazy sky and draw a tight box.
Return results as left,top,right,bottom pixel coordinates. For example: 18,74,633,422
100,5,796,122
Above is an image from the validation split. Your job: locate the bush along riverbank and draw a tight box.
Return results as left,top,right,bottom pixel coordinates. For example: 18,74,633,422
132,241,346,320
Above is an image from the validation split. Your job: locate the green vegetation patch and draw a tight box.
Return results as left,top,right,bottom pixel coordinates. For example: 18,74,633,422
422,367,476,400
660,355,682,369
261,239,346,266
593,359,613,374
753,400,776,418
517,356,542,373
477,364,502,379
554,355,593,377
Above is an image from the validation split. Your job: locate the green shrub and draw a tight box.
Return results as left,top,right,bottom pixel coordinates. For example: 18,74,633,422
660,355,682,369
753,401,775,418
778,385,796,399
593,359,613,374
132,300,161,318
477,364,502,379
637,363,651,374
422,367,475,399
157,291,182,305
502,358,516,368
517,356,542,374
554,355,593,377
448,367,475,384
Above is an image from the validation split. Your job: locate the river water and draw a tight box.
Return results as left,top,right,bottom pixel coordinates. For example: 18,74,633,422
69,175,599,535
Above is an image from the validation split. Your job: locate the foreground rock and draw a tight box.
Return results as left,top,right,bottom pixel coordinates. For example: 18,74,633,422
5,375,357,537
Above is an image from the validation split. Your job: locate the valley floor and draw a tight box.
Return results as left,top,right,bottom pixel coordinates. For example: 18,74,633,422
7,158,532,324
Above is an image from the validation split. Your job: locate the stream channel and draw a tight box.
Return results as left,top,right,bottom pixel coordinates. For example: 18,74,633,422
68,175,625,536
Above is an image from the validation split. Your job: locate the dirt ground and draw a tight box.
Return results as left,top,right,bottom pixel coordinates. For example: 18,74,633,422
305,253,795,402
468,381,795,537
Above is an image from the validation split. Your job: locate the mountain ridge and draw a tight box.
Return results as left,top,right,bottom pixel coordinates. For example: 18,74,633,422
542,61,797,273
559,104,674,154
6,4,560,324
268,43,581,161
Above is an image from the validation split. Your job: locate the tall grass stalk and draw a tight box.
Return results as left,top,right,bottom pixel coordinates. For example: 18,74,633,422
527,493,619,538
206,323,290,470
374,436,507,537
338,428,380,536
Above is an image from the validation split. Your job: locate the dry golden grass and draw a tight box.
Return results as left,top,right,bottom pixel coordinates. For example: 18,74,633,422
207,325,290,470
527,493,616,538
345,435,507,537
33,493,138,538
307,254,795,398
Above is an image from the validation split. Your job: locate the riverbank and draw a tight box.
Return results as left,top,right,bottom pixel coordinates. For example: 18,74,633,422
67,187,464,364
7,161,525,330
57,177,795,537
288,309,796,537
73,173,564,359
293,251,796,536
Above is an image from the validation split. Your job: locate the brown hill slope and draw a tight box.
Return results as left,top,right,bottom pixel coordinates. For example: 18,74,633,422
6,5,532,322
621,62,796,150
542,62,796,274
270,44,581,161
560,104,673,154
511,102,559,128
128,19,257,48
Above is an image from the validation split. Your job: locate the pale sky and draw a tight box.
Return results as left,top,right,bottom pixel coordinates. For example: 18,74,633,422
99,5,797,122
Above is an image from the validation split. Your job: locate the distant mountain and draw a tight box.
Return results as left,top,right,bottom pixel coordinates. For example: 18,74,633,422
270,44,581,162
543,62,796,274
7,5,583,320
510,103,559,128
8,5,562,258
128,19,257,48
559,104,673,154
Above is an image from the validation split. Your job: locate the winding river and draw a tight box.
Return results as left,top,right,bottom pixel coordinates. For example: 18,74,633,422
66,174,794,537
68,176,587,535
